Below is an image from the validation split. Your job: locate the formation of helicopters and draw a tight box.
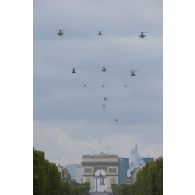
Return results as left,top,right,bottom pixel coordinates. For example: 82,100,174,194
57,29,147,39
71,66,139,77
56,28,146,123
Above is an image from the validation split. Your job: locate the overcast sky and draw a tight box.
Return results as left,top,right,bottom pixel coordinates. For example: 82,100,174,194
33,0,163,165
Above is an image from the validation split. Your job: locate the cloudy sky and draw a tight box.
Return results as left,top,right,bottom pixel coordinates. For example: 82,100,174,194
33,0,163,165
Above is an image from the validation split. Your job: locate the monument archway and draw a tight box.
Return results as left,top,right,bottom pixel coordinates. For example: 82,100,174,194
82,153,119,192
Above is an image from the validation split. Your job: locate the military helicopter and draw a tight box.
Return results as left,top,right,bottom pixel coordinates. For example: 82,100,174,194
138,32,147,39
103,97,108,101
72,67,76,73
100,66,107,72
57,29,65,36
130,70,139,77
98,30,102,36
97,66,107,72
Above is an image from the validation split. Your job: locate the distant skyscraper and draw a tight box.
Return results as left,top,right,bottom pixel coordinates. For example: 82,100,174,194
118,158,129,184
142,157,154,164
127,145,145,177
65,164,84,183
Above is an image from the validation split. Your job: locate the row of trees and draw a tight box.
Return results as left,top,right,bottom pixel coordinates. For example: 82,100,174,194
112,157,163,195
33,149,90,195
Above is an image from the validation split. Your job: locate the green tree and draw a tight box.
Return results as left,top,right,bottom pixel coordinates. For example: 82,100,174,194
34,148,90,195
34,149,61,195
111,157,163,195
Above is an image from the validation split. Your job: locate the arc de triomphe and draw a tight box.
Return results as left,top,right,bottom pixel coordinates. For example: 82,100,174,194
81,153,119,192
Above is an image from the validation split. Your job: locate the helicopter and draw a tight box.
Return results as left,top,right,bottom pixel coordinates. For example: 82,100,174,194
72,67,76,73
98,30,102,36
57,29,64,36
83,84,87,87
124,84,127,88
138,32,147,39
102,104,106,109
102,84,105,88
101,66,107,72
103,97,108,101
130,70,138,77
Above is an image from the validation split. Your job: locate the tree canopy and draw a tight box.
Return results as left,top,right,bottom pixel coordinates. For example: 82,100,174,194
112,157,163,195
33,149,89,195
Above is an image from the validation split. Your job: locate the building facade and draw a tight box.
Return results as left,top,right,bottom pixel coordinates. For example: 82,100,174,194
57,164,71,183
82,153,119,193
65,164,84,184
118,158,129,184
142,157,154,164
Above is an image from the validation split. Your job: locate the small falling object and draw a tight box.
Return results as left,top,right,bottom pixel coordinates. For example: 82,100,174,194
102,104,106,109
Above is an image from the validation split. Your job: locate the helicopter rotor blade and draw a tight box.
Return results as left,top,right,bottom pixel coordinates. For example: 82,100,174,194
57,28,67,31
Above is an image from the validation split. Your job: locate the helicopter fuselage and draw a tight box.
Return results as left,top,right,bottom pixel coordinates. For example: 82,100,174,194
139,32,146,38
